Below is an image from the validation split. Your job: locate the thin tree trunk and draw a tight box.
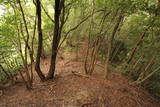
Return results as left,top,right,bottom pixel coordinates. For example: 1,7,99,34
10,0,32,88
17,0,32,88
127,19,155,64
131,57,155,85
30,16,37,83
104,14,124,79
84,0,95,74
127,32,146,64
132,64,159,85
128,55,143,76
16,24,29,86
0,64,11,80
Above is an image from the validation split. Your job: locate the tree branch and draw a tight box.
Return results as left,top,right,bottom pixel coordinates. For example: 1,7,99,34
57,9,105,50
40,0,55,23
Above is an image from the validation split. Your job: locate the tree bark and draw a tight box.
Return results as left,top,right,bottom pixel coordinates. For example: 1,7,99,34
127,18,155,64
30,16,37,83
104,14,124,79
0,64,11,79
35,0,46,81
127,32,146,64
47,0,63,79
17,0,32,89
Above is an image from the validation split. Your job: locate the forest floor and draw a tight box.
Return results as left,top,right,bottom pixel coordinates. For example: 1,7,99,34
0,53,160,107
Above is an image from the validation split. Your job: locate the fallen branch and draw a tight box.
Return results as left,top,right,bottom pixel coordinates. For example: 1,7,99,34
72,71,89,78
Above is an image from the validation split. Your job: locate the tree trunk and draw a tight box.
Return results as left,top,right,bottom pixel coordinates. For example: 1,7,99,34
127,18,155,64
47,0,62,79
30,16,37,83
104,14,124,79
131,57,155,85
17,0,32,89
0,64,11,80
35,0,46,81
127,32,146,64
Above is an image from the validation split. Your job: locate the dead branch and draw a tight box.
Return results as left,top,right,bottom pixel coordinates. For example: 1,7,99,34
72,71,89,78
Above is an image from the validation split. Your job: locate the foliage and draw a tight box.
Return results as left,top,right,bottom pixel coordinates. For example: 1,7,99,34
0,0,160,97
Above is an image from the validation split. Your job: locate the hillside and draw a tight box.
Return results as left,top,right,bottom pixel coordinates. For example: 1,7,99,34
0,54,159,107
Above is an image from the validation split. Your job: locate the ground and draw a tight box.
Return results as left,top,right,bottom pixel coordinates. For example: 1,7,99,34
0,53,160,107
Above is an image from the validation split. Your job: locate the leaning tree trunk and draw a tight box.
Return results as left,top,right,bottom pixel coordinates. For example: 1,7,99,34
127,17,156,64
127,32,146,64
0,64,11,80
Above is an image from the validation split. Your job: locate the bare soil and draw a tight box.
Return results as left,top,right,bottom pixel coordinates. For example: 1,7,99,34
0,53,159,107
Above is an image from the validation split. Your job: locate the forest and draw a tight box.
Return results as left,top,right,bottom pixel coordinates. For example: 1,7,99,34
0,0,160,106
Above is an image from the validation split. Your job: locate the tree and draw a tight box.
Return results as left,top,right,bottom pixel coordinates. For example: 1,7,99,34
47,0,65,79
35,0,46,81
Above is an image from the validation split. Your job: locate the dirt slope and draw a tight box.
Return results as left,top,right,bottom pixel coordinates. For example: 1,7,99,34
0,53,159,107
